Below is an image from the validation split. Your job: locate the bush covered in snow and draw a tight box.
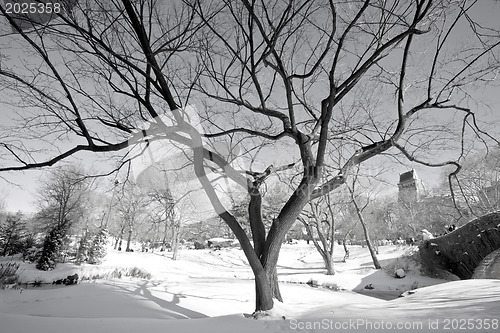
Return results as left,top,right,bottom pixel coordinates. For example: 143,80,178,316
79,266,152,281
0,261,20,289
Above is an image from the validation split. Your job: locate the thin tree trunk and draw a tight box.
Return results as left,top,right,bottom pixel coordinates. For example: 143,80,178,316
304,220,336,275
161,217,169,251
125,228,132,252
299,197,336,276
171,222,180,260
352,198,381,269
114,226,125,250
342,239,349,262
360,219,381,269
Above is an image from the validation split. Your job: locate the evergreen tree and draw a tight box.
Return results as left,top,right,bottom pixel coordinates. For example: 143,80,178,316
36,225,66,271
88,228,108,265
75,231,92,265
0,212,27,256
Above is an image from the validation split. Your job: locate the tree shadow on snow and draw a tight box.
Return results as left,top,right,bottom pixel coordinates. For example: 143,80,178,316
133,281,208,319
102,281,208,319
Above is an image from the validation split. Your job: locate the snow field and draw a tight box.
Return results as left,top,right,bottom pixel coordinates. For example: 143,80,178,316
1,241,499,332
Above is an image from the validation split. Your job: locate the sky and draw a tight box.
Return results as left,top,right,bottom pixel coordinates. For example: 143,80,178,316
0,1,500,214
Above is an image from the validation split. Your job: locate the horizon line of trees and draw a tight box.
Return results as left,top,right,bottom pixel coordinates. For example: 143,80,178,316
3,149,499,275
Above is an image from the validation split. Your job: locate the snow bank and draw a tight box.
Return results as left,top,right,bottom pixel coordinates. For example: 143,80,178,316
1,242,499,333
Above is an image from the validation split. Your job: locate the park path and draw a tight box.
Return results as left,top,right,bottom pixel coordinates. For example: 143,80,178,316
472,248,500,279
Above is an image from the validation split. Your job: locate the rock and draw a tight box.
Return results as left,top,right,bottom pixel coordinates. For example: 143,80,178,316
398,290,416,298
194,241,206,250
395,268,406,278
306,279,318,287
421,229,434,240
65,274,79,285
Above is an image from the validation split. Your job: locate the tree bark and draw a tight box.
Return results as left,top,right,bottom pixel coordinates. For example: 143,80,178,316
125,228,132,252
361,221,381,269
323,252,335,275
352,198,381,269
255,182,315,309
171,222,180,260
253,269,274,311
114,226,125,250
342,239,350,262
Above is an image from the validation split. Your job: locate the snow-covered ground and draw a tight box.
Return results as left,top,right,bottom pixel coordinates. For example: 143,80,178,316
1,242,499,332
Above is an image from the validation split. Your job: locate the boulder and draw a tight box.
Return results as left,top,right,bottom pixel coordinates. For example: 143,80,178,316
395,268,406,278
194,241,206,250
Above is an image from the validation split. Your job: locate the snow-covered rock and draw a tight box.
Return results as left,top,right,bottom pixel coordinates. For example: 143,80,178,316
395,268,406,278
421,229,434,240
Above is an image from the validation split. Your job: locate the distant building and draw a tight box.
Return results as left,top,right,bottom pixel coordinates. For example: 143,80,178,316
397,169,426,203
396,169,468,238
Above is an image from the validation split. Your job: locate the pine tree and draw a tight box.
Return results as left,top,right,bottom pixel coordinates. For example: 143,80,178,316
36,225,66,271
0,212,27,256
88,228,108,265
75,231,92,265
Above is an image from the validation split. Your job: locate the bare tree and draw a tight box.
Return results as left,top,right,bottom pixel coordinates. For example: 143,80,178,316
146,189,176,252
146,185,195,260
136,150,213,258
449,149,500,216
112,180,148,252
298,191,346,275
34,165,91,269
35,165,90,233
1,1,499,312
347,174,381,269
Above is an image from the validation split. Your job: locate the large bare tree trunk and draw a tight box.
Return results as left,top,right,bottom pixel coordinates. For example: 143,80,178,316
238,234,275,311
253,184,314,311
324,252,335,275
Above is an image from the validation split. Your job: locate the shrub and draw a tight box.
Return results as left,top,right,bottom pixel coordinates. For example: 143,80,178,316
126,267,151,279
23,246,43,263
0,261,20,289
80,267,152,281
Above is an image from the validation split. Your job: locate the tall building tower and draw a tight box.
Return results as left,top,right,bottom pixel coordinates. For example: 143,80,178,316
398,169,426,203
